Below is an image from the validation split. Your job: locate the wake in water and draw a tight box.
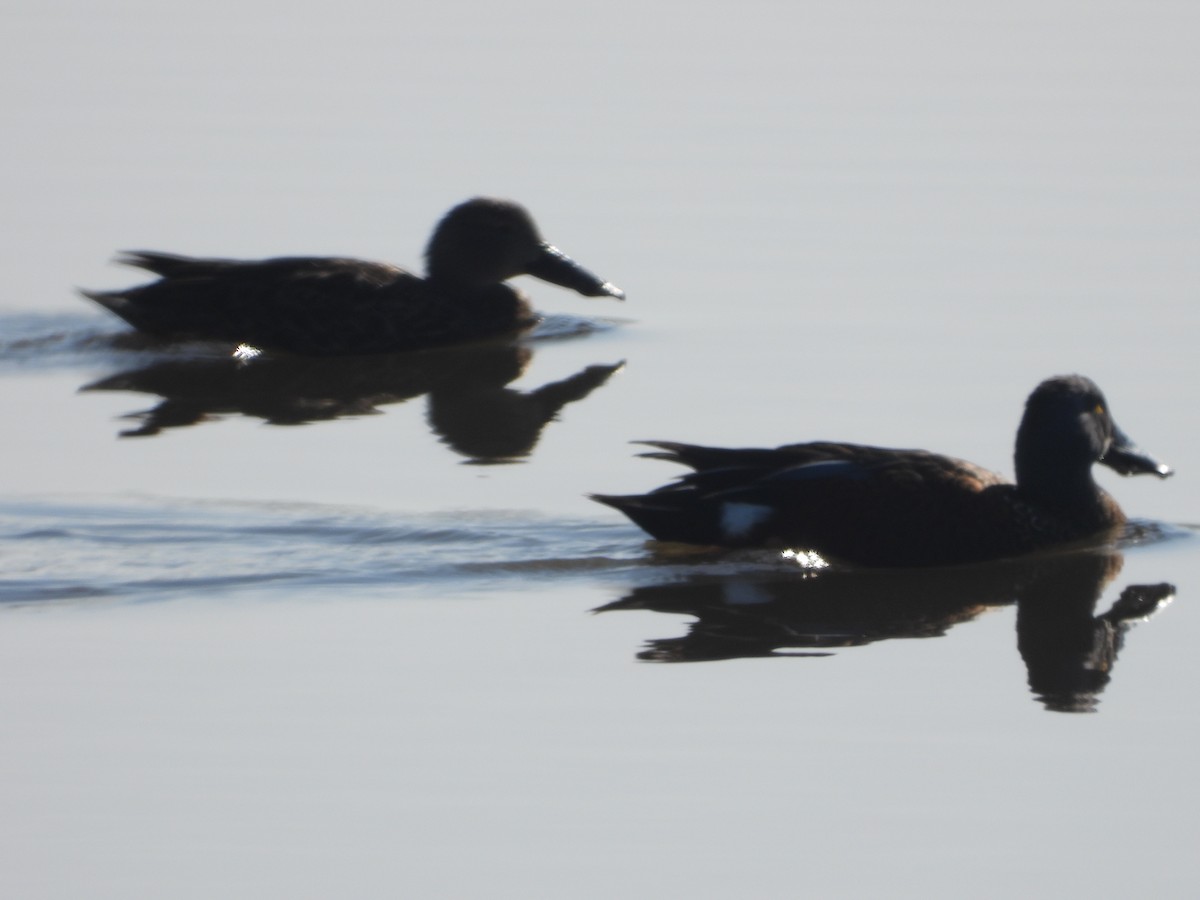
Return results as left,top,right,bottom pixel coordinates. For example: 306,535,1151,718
0,494,1189,606
0,312,628,374
0,313,160,373
0,496,650,604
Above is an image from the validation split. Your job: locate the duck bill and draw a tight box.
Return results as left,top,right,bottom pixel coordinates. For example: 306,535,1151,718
1102,425,1174,478
525,243,624,299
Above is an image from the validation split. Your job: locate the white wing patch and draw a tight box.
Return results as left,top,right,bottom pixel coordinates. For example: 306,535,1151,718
720,502,772,539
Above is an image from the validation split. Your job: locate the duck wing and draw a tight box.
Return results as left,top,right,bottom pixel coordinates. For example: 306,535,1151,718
84,253,531,354
596,441,1013,565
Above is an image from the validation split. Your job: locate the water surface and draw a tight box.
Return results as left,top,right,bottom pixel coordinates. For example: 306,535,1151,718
3,1,1200,897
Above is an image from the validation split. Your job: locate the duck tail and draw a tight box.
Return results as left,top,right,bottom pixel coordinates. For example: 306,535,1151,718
590,492,667,537
79,287,132,318
79,286,166,334
590,492,716,545
113,250,203,278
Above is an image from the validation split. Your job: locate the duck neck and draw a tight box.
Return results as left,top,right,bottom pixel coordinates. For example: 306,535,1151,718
1015,458,1101,511
424,269,507,300
425,236,518,293
1013,420,1103,512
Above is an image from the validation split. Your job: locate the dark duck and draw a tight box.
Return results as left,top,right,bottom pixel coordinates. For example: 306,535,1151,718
593,375,1173,567
82,197,624,355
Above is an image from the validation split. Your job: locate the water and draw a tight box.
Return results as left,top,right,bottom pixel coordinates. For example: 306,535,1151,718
4,1,1200,897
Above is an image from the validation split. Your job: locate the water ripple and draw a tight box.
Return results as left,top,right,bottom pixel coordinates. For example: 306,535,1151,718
0,497,1190,607
0,495,646,604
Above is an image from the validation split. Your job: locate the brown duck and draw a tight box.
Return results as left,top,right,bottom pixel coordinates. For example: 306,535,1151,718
82,197,624,355
593,375,1173,567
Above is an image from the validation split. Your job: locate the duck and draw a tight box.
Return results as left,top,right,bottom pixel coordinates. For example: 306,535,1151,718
592,375,1173,567
81,197,624,355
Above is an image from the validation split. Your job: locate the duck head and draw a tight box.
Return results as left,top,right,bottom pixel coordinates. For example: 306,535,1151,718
424,197,624,299
1015,375,1173,495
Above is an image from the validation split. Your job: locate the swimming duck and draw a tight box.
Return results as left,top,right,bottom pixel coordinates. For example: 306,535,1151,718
82,197,624,355
592,375,1173,567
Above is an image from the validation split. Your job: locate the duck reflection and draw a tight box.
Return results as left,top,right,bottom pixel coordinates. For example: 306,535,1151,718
595,551,1173,713
80,341,622,463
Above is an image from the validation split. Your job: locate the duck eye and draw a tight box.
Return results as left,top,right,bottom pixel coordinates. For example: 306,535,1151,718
1094,403,1105,416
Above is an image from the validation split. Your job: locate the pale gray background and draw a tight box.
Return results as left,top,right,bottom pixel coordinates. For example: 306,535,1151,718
2,1,1198,897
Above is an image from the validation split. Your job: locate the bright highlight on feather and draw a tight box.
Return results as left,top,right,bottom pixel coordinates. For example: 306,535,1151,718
233,343,262,361
781,549,830,570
